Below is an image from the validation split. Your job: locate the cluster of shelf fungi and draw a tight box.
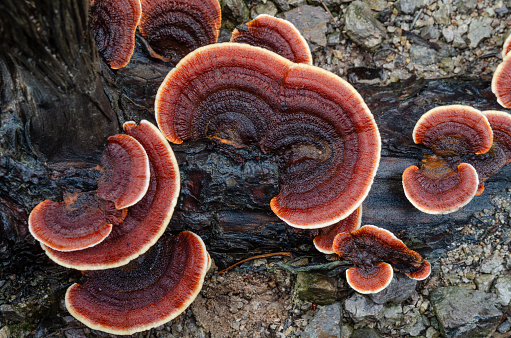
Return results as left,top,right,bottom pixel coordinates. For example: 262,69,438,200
22,0,511,335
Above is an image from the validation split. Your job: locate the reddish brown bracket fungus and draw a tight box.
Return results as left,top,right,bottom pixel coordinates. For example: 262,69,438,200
313,206,362,254
90,0,141,69
29,192,126,252
230,14,312,64
65,231,209,335
492,55,511,108
156,43,380,228
465,110,511,195
402,155,479,214
333,225,430,293
413,105,493,156
44,120,180,269
97,134,150,209
138,0,221,64
503,34,511,58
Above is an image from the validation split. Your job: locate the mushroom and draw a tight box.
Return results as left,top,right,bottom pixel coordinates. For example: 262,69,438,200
89,0,142,69
492,55,511,108
465,110,511,195
402,155,479,214
138,0,221,64
502,34,511,58
313,206,362,254
333,225,430,294
230,14,312,64
156,43,381,229
403,105,493,214
29,192,126,252
43,120,180,270
65,231,209,335
97,133,150,209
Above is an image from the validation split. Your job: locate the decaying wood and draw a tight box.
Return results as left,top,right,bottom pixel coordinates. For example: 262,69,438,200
0,0,510,273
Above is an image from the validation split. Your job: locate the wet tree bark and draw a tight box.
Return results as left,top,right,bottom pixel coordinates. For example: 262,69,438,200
1,0,510,271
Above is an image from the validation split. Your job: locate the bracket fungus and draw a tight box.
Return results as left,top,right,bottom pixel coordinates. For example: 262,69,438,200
138,0,221,64
155,43,381,229
97,133,150,209
29,192,126,252
403,105,493,214
465,110,511,195
90,0,142,69
44,120,180,270
502,34,511,58
313,206,362,254
65,231,209,335
333,225,431,294
230,14,312,65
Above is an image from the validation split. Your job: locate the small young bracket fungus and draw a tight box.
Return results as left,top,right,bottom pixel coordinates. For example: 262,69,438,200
90,0,142,69
65,231,209,335
402,155,479,214
412,105,493,156
230,14,312,65
44,120,180,270
492,55,511,108
156,43,381,229
333,225,430,294
29,192,126,252
313,206,362,254
138,0,221,64
502,34,511,58
465,110,511,195
97,133,150,209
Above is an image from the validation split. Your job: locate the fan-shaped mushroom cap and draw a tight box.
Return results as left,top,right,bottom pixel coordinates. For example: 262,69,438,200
403,156,479,214
402,156,479,214
156,43,380,229
405,260,431,280
230,14,312,64
502,34,511,58
413,105,493,156
138,0,221,64
332,225,430,290
466,110,511,195
43,120,180,269
313,206,362,254
346,262,394,294
90,0,141,69
65,231,209,335
29,193,126,252
97,134,150,209
492,56,511,108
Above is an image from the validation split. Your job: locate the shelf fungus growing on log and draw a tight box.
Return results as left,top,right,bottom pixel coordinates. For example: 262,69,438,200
65,231,210,335
29,193,126,252
492,37,511,108
465,110,511,195
313,206,362,254
29,133,150,251
44,120,180,270
138,0,221,64
332,225,431,294
502,34,511,58
90,0,142,69
403,105,493,214
155,43,381,229
230,14,312,64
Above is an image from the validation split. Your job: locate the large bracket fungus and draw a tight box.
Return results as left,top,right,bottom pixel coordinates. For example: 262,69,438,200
90,0,142,69
332,225,431,294
138,0,221,64
403,105,493,214
44,120,180,270
230,14,312,65
65,231,210,335
313,206,362,254
492,37,511,108
155,43,381,229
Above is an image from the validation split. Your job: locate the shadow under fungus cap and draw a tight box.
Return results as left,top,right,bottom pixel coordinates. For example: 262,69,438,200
44,120,180,270
89,0,142,69
230,14,312,65
65,231,209,335
155,43,381,229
